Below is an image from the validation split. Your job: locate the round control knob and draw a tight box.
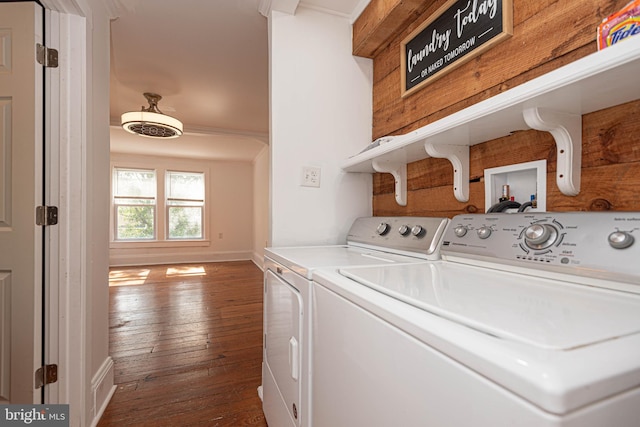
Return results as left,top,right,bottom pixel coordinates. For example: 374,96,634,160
376,222,390,236
524,224,558,249
608,231,634,249
477,226,492,239
453,226,468,237
398,225,411,236
411,225,425,237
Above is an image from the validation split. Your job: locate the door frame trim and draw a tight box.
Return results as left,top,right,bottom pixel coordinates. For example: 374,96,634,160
42,7,87,416
41,1,118,424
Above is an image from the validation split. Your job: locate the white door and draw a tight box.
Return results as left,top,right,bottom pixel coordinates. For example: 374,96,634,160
0,2,44,404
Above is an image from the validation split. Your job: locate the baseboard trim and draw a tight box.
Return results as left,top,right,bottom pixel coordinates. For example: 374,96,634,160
90,357,116,427
252,251,264,271
109,251,253,267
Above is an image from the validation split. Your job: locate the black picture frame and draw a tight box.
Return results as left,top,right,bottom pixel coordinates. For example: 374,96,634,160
401,0,513,97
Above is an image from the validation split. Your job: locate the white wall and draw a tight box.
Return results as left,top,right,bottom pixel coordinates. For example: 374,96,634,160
268,6,373,247
72,1,113,424
109,153,255,266
253,145,270,268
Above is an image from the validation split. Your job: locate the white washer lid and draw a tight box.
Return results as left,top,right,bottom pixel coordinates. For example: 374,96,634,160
339,262,640,350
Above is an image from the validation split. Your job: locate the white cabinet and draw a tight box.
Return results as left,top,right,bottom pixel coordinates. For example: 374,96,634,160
343,37,640,206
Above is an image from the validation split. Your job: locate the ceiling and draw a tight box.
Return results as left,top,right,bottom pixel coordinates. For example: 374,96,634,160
109,0,369,162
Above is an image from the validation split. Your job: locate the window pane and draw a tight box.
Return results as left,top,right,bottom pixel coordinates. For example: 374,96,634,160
115,169,156,198
114,198,155,205
167,171,204,201
117,205,155,240
168,206,202,239
166,200,203,207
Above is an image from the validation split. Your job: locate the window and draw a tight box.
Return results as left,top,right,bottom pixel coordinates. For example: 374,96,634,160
166,171,205,239
111,167,206,242
113,168,156,240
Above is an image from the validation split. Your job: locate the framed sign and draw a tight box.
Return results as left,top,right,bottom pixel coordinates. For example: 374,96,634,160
401,0,513,97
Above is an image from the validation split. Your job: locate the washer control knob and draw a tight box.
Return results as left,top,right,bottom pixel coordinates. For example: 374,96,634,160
524,224,558,249
477,226,492,239
398,225,411,236
453,225,468,237
525,224,552,244
608,231,634,249
376,222,390,236
411,225,426,237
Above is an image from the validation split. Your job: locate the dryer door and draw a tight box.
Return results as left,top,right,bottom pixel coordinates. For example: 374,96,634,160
263,270,303,427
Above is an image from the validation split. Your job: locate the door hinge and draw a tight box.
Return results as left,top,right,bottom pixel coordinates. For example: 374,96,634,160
35,364,58,389
36,205,58,226
36,43,59,68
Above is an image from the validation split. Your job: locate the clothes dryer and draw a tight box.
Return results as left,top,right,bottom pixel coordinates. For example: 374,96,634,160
260,216,449,427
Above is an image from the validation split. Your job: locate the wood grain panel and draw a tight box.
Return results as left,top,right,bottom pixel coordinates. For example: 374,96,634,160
374,161,640,215
547,163,640,211
373,126,557,196
370,0,562,84
581,99,640,167
372,0,628,139
373,99,640,213
361,0,637,216
376,43,595,140
373,181,486,217
353,0,432,58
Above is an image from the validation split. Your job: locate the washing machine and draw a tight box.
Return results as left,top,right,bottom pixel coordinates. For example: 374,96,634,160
311,212,640,427
260,216,449,427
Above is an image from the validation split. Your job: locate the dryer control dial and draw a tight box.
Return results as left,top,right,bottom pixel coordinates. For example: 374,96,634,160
608,231,634,249
411,225,426,237
524,224,558,249
453,225,468,237
398,225,411,236
376,222,390,236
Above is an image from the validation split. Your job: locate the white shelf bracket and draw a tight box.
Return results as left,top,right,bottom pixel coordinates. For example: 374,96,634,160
523,107,582,196
372,157,407,206
424,143,469,202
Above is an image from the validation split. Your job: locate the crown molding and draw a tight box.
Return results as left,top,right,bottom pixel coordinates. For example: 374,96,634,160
40,0,121,18
258,0,300,17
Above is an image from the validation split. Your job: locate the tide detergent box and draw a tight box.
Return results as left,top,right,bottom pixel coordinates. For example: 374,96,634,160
598,0,640,50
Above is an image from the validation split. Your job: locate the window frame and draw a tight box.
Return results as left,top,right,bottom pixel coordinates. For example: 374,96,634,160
110,162,210,248
112,167,157,241
165,170,206,240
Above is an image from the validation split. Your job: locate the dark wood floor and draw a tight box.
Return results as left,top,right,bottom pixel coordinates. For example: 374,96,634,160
98,261,268,427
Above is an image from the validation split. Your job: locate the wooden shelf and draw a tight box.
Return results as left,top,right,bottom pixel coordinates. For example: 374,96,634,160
343,37,640,205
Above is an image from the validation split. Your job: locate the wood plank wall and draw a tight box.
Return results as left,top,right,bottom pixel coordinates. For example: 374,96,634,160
354,0,640,217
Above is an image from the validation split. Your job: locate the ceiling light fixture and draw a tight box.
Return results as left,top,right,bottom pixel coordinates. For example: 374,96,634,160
121,92,183,139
